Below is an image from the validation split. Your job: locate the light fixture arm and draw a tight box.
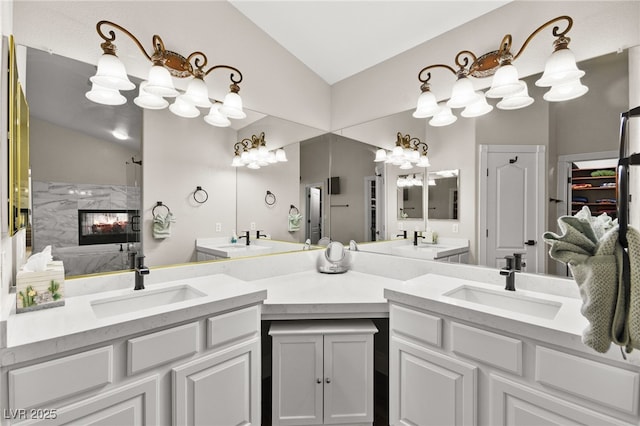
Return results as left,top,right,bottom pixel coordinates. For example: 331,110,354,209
234,132,266,155
396,132,429,155
509,15,574,61
95,20,243,85
417,63,457,84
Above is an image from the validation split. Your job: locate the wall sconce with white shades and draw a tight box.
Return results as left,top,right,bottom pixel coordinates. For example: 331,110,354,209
231,132,287,169
413,15,588,126
374,132,430,169
85,20,245,127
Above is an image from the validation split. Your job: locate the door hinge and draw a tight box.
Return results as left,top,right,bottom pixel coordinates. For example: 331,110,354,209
486,229,488,237
486,168,489,177
567,177,572,184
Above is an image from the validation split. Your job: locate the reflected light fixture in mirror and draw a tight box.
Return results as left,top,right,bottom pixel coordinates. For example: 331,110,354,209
397,174,423,187
85,20,245,127
374,132,430,169
231,132,288,169
413,15,587,126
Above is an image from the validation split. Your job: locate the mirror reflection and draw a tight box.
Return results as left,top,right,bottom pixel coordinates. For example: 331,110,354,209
397,174,424,219
26,47,142,277
23,41,629,279
427,170,458,220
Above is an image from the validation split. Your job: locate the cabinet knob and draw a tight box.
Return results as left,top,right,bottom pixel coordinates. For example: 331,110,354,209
316,378,322,384
325,378,331,383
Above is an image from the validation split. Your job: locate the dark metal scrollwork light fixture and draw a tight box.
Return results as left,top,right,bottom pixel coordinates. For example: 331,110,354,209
231,132,288,169
85,20,245,127
374,132,430,170
414,15,588,127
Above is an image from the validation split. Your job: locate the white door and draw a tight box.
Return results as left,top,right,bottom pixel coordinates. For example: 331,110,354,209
306,185,322,245
323,333,374,424
272,335,324,426
479,145,545,273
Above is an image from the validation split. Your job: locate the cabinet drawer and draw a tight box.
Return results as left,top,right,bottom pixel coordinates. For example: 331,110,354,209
535,346,640,415
452,322,522,375
390,303,441,347
127,322,199,376
207,305,260,350
9,346,113,410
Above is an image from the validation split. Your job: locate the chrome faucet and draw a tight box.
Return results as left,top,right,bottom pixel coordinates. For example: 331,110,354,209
500,255,516,291
238,230,251,246
134,255,149,290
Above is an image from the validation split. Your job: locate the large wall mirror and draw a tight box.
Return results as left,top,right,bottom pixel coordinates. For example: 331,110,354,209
20,38,630,279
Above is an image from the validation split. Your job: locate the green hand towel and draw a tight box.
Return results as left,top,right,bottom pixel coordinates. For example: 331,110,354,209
153,212,175,239
288,213,302,232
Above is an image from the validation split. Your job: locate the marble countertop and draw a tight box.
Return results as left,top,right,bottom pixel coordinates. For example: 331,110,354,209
358,237,469,260
2,274,267,366
1,249,603,366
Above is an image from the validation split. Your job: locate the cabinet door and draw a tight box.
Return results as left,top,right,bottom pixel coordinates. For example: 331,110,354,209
173,339,260,426
390,337,477,426
323,333,374,424
272,334,324,426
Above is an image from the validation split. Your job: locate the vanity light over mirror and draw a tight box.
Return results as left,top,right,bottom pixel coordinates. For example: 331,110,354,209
427,170,459,220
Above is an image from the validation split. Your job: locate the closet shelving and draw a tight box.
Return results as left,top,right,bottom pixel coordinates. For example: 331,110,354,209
570,166,617,217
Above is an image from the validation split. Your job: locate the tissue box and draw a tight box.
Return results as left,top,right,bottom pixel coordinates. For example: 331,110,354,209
16,261,65,313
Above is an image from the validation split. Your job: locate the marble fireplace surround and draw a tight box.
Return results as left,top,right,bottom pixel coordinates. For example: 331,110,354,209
32,181,140,276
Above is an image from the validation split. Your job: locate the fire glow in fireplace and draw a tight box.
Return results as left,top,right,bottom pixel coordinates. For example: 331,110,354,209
78,209,140,245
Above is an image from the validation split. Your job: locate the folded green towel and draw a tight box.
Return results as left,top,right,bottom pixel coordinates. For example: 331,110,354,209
288,213,302,232
544,206,640,353
153,212,175,239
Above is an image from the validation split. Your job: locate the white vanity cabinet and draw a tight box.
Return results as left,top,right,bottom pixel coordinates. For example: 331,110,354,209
388,301,640,426
269,320,378,426
1,303,263,425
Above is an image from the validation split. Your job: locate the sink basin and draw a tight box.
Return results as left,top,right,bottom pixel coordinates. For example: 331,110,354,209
91,285,206,318
444,285,561,319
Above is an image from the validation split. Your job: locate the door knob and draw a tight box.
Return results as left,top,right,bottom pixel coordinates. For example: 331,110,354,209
325,378,331,383
524,240,537,246
316,378,322,384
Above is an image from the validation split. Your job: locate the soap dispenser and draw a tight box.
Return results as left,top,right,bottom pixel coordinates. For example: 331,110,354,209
231,230,238,244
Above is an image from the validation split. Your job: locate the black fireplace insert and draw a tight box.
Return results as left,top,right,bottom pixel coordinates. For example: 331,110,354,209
78,209,140,245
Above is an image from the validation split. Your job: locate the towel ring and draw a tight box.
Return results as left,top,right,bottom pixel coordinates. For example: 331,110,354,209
289,204,300,215
193,186,209,204
152,201,171,217
265,190,276,206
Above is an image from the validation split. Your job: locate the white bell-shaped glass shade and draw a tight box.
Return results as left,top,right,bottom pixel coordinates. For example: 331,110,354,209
134,81,169,109
410,149,420,162
204,103,231,127
429,104,457,127
144,65,179,97
399,161,413,170
485,64,523,98
90,54,135,91
181,77,212,108
275,148,288,162
447,77,481,108
374,148,387,162
169,97,200,118
416,155,431,168
428,178,436,186
85,83,127,106
247,162,260,170
543,78,589,102
413,89,440,118
535,48,585,87
267,151,278,164
461,94,493,118
219,91,247,119
497,81,535,110
241,151,250,163
231,155,244,167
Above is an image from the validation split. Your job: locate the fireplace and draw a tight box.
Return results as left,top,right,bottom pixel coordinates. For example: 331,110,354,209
78,209,140,245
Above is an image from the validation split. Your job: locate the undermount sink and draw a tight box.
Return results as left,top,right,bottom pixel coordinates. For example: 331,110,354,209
444,285,562,320
91,285,206,318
